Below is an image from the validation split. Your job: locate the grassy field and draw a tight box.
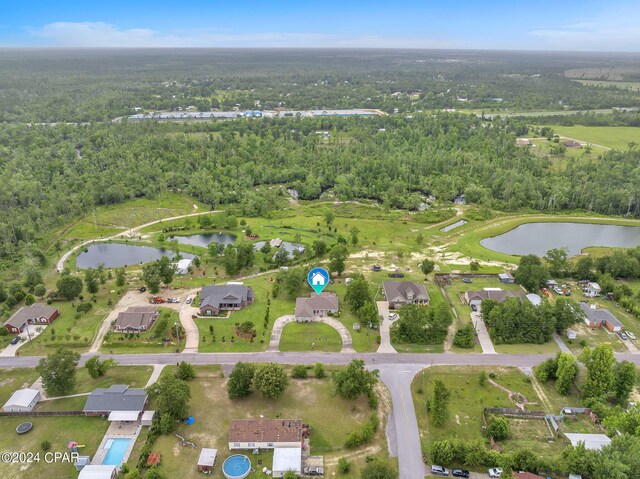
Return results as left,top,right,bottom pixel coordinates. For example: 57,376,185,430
552,125,640,150
0,416,109,479
279,321,342,352
19,285,125,356
412,366,538,446
132,365,392,479
197,274,294,353
0,368,41,404
101,308,185,354
576,79,640,91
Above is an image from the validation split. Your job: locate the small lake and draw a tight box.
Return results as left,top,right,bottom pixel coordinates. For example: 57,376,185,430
76,243,194,268
480,222,640,257
168,233,236,248
440,219,468,232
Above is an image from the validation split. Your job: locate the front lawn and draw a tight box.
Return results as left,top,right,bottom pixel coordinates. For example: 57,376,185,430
101,309,185,354
279,321,342,352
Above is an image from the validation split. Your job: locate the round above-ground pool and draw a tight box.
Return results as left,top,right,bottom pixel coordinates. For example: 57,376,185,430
222,454,251,479
16,422,33,434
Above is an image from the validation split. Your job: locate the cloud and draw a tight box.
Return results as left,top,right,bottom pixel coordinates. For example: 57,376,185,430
528,9,640,51
27,21,453,48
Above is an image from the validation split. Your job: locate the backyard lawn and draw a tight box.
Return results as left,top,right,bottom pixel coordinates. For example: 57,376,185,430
131,365,392,479
0,416,109,479
0,368,40,404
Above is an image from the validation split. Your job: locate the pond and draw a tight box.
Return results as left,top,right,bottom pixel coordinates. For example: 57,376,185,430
168,233,236,248
440,219,468,232
76,243,194,268
480,222,640,257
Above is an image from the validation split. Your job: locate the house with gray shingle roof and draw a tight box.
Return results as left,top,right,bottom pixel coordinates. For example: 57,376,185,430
383,281,430,309
83,385,147,416
295,293,339,322
464,289,525,309
114,306,159,332
199,284,254,316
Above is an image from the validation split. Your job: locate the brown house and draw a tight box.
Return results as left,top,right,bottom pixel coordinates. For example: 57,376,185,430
561,140,582,149
3,303,59,334
228,419,303,449
464,289,525,310
295,292,339,322
114,306,159,332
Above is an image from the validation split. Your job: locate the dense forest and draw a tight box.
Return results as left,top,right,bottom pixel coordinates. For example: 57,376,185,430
1,49,640,277
2,49,640,122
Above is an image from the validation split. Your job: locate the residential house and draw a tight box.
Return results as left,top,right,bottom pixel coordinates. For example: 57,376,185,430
197,448,217,473
512,473,545,479
114,306,159,332
83,385,147,416
228,419,304,449
464,289,525,310
199,284,254,316
498,272,515,284
2,388,40,412
295,293,339,322
3,303,59,334
383,281,430,309
566,330,577,340
579,303,624,332
561,140,582,149
516,138,532,146
583,282,601,298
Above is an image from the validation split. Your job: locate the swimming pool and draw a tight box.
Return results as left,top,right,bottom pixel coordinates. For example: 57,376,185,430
102,438,131,466
222,454,251,479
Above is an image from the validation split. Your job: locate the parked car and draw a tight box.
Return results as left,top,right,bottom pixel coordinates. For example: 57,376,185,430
138,287,147,292
150,297,165,304
627,331,636,340
452,469,470,478
10,336,20,345
554,287,563,294
185,297,193,305
462,277,472,283
303,466,324,476
488,468,503,478
618,331,628,340
471,304,478,312
389,313,398,320
430,465,449,476
372,265,381,271
167,297,180,303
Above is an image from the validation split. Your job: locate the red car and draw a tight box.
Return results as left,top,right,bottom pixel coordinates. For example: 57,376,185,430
150,297,165,304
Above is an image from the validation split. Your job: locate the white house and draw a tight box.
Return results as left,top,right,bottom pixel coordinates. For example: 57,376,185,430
583,282,601,298
272,447,302,478
3,388,40,412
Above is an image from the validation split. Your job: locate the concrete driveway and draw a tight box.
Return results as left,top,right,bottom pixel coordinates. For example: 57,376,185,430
179,292,201,352
471,312,496,354
376,301,397,353
0,324,48,357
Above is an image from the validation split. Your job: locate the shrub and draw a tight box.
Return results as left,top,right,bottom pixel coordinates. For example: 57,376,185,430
487,417,510,441
453,324,475,348
479,371,488,386
314,362,325,378
41,440,51,451
291,365,308,379
338,457,351,473
24,294,35,306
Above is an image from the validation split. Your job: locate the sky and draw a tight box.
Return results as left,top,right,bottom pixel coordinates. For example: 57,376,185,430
0,0,639,51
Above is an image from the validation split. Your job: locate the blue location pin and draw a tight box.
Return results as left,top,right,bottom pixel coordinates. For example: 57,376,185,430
307,267,330,295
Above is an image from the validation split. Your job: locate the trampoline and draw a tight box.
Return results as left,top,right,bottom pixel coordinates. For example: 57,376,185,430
222,454,251,479
16,422,33,434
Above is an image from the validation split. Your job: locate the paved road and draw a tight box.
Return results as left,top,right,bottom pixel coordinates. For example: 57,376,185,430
379,364,425,479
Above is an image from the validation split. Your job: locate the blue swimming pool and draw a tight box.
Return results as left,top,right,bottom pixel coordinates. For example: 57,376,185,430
222,454,251,479
102,438,131,466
